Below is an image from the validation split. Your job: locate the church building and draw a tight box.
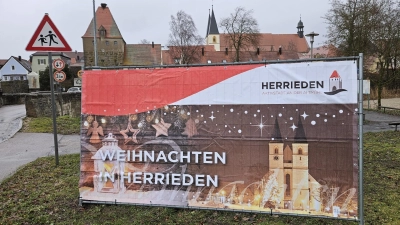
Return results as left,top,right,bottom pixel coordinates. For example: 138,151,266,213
201,6,310,63
268,116,321,211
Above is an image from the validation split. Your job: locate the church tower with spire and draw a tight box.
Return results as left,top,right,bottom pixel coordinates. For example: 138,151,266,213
297,16,304,38
268,115,318,211
206,6,220,51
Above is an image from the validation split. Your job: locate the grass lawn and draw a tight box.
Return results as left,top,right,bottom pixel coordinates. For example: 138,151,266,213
20,116,80,135
1,118,399,224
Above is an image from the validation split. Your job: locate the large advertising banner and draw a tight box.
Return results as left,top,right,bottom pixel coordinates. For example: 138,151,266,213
79,61,358,218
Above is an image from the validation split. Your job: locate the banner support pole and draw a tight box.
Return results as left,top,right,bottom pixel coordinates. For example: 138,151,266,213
358,53,364,225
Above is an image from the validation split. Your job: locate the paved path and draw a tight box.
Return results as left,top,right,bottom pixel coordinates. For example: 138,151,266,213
363,110,400,132
363,98,400,132
0,133,80,181
0,104,26,144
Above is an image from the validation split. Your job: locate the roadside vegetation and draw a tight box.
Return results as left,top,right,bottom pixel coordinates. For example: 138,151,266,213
1,130,399,224
20,116,80,134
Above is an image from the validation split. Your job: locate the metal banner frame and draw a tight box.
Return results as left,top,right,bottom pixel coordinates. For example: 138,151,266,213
80,55,364,224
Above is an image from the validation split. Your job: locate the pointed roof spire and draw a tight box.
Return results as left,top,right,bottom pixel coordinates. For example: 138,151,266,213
83,4,123,38
271,116,283,143
206,5,219,36
294,114,307,143
206,9,211,37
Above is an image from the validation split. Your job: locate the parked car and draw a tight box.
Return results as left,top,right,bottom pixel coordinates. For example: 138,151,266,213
67,87,81,93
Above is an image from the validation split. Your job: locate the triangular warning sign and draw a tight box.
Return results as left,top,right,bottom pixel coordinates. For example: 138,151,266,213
26,13,72,52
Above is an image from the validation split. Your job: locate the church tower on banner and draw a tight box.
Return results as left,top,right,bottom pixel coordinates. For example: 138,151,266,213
268,115,321,211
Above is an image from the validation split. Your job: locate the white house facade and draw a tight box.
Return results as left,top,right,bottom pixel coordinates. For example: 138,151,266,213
30,52,71,74
0,56,32,81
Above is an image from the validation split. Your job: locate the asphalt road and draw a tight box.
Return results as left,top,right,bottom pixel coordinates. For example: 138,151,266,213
0,104,26,144
0,133,81,181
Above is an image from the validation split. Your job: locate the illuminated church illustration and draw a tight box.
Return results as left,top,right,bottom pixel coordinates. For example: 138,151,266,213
329,70,343,92
268,116,321,211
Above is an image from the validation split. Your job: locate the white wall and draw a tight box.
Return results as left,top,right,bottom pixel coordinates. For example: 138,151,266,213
0,57,29,80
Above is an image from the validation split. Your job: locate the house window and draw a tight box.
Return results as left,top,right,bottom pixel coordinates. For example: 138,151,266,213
106,41,109,46
38,59,46,65
11,65,15,70
114,41,117,45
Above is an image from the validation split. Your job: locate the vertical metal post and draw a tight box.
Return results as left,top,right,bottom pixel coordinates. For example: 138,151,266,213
92,0,98,67
48,52,59,166
310,41,314,59
358,53,364,225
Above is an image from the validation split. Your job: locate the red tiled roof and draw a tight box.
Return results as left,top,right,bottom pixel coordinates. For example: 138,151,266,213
330,70,340,78
162,48,299,65
82,5,123,38
298,44,338,59
0,59,7,66
220,33,310,53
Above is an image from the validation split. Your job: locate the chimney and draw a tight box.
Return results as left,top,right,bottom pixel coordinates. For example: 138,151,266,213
101,3,107,9
18,56,21,61
152,42,154,48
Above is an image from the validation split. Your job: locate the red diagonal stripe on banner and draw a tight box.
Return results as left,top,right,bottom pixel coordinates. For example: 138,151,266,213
82,65,259,115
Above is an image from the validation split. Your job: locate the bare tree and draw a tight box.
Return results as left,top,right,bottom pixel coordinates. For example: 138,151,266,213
139,39,150,44
168,10,203,64
324,0,400,107
219,7,260,62
324,0,374,57
368,0,400,107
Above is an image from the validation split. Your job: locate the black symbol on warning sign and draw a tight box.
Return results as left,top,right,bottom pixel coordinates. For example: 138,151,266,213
38,31,59,46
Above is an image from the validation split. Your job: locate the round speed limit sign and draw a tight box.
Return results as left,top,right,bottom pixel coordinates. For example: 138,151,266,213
52,59,65,71
53,71,66,82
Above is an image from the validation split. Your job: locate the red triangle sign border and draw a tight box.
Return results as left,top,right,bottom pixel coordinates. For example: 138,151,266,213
26,14,72,52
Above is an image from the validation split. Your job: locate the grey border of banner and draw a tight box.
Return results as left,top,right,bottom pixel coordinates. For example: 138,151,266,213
80,55,364,224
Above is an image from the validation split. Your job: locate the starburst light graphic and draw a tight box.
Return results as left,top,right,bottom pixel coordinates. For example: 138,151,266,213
251,116,268,136
301,112,309,120
209,111,216,121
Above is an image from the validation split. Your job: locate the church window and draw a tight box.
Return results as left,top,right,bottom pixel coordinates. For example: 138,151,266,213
285,174,291,196
274,148,278,154
298,148,303,155
213,36,216,43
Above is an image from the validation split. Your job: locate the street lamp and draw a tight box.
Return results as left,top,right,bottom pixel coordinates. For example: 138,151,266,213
305,31,319,59
92,0,98,67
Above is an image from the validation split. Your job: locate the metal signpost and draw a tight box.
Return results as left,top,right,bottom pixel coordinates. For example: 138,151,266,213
26,13,72,166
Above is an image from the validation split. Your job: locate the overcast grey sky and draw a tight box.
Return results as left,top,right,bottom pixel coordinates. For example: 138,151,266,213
0,0,331,60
